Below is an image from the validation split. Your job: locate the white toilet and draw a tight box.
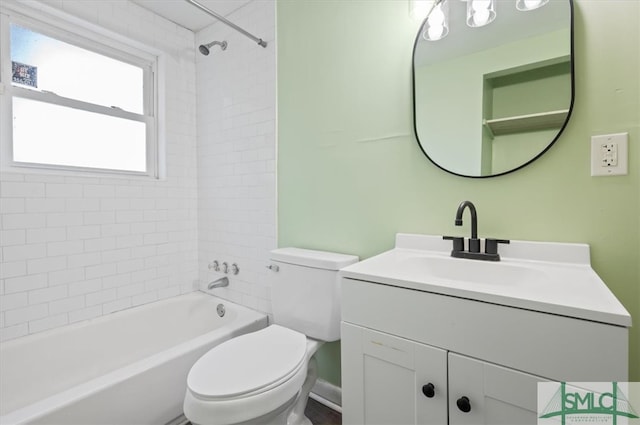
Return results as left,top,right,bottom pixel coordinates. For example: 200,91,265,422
183,247,358,425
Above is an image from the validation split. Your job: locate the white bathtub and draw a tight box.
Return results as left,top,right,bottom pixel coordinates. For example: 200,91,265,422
0,292,268,425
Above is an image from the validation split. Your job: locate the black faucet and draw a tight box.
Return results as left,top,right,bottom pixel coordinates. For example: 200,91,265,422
443,201,510,261
455,200,480,252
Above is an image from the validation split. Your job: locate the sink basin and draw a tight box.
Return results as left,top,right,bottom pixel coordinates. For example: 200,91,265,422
339,233,632,327
399,255,546,286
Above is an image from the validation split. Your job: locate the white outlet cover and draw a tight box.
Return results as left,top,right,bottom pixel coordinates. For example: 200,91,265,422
590,132,629,176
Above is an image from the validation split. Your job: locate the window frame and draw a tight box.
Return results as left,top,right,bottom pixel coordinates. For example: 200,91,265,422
0,3,162,179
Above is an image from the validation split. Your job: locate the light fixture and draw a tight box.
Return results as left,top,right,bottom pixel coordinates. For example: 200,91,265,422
414,0,549,42
409,0,431,21
466,0,496,28
422,0,449,41
516,0,550,11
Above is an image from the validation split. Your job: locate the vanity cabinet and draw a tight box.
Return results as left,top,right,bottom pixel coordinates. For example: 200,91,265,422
447,353,543,425
342,324,448,424
340,278,628,425
342,323,544,425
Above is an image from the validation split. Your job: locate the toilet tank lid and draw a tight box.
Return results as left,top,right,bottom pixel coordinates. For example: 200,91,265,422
270,248,358,270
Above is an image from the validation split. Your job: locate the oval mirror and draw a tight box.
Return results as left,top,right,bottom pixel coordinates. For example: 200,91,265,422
412,0,574,177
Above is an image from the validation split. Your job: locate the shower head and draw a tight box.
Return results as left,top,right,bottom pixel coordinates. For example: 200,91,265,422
198,40,227,56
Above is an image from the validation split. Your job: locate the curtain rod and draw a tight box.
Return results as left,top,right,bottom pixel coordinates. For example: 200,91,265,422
184,0,267,48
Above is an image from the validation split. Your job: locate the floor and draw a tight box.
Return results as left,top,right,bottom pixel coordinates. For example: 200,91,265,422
305,397,342,425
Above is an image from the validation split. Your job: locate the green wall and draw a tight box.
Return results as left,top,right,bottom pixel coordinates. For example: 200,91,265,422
277,0,639,385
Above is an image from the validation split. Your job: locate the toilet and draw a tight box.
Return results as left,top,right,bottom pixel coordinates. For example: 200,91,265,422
183,247,359,425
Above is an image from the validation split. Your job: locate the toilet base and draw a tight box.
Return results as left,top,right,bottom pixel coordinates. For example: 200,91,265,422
190,395,312,425
286,355,317,425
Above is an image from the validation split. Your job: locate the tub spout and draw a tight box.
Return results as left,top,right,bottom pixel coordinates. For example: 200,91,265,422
208,276,229,289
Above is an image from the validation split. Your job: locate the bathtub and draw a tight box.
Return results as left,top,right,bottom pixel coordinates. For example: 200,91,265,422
0,292,268,425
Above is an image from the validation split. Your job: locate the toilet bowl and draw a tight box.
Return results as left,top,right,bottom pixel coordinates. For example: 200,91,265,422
184,325,321,425
184,248,358,425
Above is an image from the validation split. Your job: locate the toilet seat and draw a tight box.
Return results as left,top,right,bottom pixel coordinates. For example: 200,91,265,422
184,325,310,425
188,325,307,399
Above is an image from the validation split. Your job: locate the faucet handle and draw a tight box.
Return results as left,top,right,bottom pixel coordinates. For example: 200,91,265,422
443,235,464,252
484,238,510,255
208,260,219,271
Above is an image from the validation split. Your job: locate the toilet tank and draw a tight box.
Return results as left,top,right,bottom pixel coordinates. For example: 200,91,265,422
268,248,358,342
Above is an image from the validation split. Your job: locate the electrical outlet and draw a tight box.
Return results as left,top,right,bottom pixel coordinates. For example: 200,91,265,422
601,143,618,166
590,133,628,176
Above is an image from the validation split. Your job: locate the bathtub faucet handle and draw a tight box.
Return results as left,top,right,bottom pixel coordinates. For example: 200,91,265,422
208,260,220,271
222,262,229,274
231,263,239,275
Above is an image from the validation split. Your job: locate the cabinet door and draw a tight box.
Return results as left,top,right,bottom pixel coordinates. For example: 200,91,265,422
448,353,549,425
342,323,448,425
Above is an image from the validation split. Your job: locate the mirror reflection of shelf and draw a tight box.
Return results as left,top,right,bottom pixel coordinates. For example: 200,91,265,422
483,109,569,138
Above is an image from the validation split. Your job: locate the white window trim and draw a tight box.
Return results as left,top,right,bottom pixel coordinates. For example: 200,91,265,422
0,0,166,180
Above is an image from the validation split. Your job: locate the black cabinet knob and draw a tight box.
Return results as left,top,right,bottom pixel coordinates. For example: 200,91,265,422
421,383,435,398
456,396,471,412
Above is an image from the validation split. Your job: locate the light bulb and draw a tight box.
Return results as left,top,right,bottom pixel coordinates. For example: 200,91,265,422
425,24,445,40
467,0,495,27
409,0,430,21
422,0,449,41
472,0,491,11
516,0,549,11
473,8,491,26
428,5,445,26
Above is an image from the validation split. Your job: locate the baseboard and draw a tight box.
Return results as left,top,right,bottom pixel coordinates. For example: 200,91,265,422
310,379,342,413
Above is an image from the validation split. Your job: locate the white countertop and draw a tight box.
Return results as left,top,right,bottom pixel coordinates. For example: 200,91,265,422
340,234,631,327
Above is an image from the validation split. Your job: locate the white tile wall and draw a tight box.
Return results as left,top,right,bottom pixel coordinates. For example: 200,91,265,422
195,1,276,315
0,0,198,341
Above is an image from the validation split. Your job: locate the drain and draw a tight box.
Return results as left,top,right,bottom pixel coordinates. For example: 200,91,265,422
216,303,225,317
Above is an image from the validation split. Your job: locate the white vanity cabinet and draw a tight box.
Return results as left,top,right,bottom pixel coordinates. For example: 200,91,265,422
339,235,630,425
342,322,545,425
446,352,543,425
341,279,628,425
341,323,448,425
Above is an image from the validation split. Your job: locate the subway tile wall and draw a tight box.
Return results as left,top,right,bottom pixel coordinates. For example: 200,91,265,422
0,0,199,341
195,1,276,316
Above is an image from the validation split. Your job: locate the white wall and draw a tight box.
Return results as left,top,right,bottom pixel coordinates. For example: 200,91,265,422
195,1,276,315
0,0,198,341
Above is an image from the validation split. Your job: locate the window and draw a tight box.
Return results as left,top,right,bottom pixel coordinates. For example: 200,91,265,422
1,7,159,177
